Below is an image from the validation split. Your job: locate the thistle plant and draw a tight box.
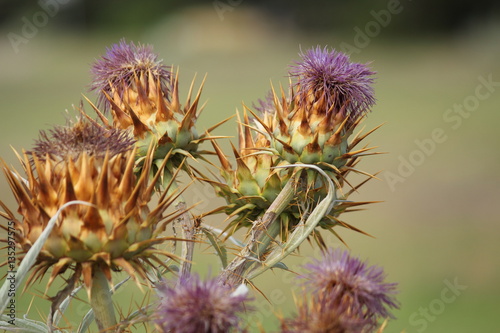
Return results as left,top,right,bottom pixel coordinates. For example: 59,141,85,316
212,48,377,231
208,110,289,235
212,47,381,288
270,46,375,166
0,41,399,333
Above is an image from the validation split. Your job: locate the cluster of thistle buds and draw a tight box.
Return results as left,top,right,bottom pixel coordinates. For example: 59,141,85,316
0,40,399,332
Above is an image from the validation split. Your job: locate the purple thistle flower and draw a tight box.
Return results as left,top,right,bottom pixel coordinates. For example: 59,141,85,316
290,46,376,121
155,275,251,333
31,118,135,161
281,296,369,333
300,248,399,330
90,39,171,111
252,90,276,115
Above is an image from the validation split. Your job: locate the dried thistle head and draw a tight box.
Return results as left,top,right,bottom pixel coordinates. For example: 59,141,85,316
1,118,180,294
155,275,251,333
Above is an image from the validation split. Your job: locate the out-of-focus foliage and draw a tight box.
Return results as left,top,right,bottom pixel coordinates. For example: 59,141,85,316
1,0,499,35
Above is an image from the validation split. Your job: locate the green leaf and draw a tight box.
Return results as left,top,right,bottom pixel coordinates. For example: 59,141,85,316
0,315,49,332
201,227,228,269
0,201,94,315
201,224,245,248
247,164,337,280
168,264,180,273
271,262,289,270
52,285,83,327
77,309,95,333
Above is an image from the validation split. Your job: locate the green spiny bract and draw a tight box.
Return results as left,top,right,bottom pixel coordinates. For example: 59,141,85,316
208,110,291,236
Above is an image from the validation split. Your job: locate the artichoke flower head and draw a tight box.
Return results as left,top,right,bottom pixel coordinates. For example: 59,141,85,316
1,118,179,293
210,47,380,245
209,110,289,235
265,46,376,168
90,39,214,171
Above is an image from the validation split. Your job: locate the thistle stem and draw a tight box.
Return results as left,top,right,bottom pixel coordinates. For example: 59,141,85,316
246,164,337,280
176,201,195,281
161,164,196,283
218,176,296,286
90,269,117,332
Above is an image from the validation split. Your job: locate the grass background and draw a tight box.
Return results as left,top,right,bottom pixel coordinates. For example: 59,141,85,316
1,4,500,332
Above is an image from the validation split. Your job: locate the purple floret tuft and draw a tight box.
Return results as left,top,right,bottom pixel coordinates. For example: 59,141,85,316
90,39,171,111
155,275,251,333
290,46,376,120
300,248,399,330
252,90,276,115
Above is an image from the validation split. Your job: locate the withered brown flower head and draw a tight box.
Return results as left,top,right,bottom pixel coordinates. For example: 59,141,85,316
1,118,178,293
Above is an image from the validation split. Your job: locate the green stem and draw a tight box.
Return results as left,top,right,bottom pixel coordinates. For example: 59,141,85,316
218,175,296,286
246,164,337,280
161,163,196,282
176,201,195,281
90,269,116,332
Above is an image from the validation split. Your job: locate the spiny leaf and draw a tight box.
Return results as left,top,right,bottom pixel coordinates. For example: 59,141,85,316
0,315,49,332
0,201,94,315
246,164,337,281
201,227,228,269
271,262,289,270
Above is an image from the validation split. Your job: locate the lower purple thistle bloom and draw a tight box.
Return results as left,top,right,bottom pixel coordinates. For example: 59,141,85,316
281,296,369,333
155,275,251,333
299,248,399,331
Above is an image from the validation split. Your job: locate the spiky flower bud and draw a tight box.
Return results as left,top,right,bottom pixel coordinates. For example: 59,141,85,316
209,110,290,234
254,46,376,169
1,118,178,292
155,275,251,333
285,248,399,332
216,47,380,245
90,39,207,166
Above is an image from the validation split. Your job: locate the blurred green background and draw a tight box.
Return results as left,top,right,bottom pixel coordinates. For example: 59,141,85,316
1,1,500,332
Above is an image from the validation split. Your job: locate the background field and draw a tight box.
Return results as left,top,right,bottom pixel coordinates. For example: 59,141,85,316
1,2,500,332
